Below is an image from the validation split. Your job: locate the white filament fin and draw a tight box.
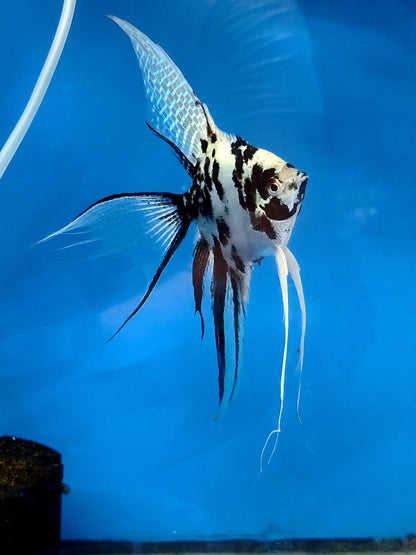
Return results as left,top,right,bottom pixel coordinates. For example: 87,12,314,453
259,246,289,473
282,246,306,423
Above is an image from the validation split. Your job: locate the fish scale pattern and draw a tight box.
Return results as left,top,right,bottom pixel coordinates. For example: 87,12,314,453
111,16,210,166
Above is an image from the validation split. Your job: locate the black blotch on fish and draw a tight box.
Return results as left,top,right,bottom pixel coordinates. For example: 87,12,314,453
204,157,212,190
212,160,224,201
200,139,208,153
216,218,230,246
231,139,245,208
198,187,213,218
263,197,293,220
243,177,256,212
249,212,277,240
233,136,248,148
186,165,213,219
243,143,258,163
230,137,258,214
251,163,276,201
231,139,245,179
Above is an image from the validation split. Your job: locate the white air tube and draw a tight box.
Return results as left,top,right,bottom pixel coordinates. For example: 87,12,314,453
0,0,76,180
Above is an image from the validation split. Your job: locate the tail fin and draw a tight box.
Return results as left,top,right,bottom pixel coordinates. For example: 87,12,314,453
39,192,191,337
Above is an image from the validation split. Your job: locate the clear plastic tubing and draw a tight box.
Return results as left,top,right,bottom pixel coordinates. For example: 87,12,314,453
0,0,76,180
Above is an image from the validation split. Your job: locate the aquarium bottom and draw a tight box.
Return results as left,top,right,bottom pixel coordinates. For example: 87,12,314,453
59,537,416,555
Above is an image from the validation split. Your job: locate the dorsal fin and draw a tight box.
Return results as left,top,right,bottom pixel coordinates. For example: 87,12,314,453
109,16,235,165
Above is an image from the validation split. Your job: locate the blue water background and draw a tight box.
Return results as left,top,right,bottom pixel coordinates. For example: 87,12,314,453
0,0,415,542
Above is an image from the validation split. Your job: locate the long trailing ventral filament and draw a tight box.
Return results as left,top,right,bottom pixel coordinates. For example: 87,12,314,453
259,244,306,474
0,0,76,181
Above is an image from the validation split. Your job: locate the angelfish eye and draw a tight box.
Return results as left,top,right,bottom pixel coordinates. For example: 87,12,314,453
268,181,279,195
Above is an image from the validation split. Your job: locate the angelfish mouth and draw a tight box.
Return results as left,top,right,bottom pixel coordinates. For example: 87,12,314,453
297,174,308,201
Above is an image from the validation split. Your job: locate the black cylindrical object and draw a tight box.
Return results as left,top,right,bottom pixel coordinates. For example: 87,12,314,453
0,436,64,555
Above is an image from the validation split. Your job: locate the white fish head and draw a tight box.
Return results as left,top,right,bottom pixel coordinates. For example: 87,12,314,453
245,148,308,247
252,148,308,217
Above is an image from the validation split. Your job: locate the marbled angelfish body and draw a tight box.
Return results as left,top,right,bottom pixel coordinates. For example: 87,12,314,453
187,136,307,261
42,16,308,419
184,125,307,407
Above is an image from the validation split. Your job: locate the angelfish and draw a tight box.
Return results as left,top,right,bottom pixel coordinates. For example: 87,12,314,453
43,17,308,428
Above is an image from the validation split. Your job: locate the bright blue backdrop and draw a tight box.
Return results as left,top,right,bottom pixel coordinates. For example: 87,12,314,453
0,0,415,542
